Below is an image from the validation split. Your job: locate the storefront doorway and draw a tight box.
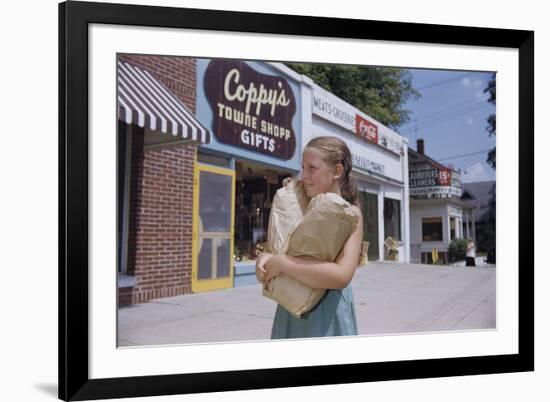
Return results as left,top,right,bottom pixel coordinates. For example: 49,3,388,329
234,160,294,263
192,163,235,293
360,191,380,261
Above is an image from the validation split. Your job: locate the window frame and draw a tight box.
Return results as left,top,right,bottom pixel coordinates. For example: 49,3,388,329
383,197,401,241
422,216,444,242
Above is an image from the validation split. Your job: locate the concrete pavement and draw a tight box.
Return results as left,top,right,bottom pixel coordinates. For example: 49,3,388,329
118,261,496,346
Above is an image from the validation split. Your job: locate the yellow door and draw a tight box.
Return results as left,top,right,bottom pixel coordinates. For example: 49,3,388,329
192,163,235,293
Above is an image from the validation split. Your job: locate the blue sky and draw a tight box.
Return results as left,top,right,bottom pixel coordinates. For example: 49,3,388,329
399,69,496,183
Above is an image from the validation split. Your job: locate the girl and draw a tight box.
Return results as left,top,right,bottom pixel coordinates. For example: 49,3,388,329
466,239,476,267
256,136,363,338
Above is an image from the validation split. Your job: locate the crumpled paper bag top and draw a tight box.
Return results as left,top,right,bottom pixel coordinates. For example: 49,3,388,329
265,178,308,255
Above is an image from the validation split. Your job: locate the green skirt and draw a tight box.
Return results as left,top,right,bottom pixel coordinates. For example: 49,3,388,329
271,283,358,339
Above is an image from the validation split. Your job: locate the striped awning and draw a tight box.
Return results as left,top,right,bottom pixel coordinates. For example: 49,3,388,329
117,60,211,144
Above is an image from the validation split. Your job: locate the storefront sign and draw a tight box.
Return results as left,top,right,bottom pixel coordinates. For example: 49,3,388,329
438,167,452,186
379,132,403,155
204,60,297,159
312,89,404,156
410,186,462,198
312,92,355,132
355,115,378,144
352,153,385,175
409,167,462,198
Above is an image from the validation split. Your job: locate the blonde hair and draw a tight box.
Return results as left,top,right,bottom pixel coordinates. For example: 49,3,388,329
305,136,358,205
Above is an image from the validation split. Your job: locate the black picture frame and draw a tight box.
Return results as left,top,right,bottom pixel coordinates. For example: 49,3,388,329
59,1,534,400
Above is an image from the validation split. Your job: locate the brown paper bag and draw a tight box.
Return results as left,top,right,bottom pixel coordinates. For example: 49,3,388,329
262,179,359,318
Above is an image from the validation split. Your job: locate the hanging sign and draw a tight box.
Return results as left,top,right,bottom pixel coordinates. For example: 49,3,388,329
355,114,379,144
409,167,462,198
204,60,297,160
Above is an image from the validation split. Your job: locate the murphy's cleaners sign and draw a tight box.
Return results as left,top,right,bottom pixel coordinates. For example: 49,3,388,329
204,60,297,160
409,167,462,198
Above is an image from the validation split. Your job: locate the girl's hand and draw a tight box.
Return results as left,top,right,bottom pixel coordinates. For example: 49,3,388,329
264,255,284,282
255,252,273,284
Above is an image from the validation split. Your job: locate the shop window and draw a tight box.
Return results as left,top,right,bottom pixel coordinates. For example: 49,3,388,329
422,217,443,241
359,191,379,260
235,177,271,261
234,164,292,262
384,198,401,241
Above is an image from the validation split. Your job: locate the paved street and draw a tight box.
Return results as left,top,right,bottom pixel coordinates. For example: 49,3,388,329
118,261,496,346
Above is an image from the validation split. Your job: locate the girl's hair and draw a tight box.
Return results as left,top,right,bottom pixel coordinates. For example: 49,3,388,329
305,136,358,205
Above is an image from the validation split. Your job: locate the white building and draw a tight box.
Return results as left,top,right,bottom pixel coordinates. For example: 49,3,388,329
272,65,411,263
408,139,476,264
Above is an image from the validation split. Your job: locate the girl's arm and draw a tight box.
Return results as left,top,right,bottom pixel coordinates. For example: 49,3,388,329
263,207,363,289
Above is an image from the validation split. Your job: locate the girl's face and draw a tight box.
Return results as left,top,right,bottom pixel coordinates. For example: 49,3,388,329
301,147,343,198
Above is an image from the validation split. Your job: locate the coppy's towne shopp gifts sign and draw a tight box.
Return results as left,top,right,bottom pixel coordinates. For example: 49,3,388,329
409,167,462,198
204,60,297,160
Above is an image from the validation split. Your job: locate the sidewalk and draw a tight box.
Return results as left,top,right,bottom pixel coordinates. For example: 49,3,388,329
118,261,496,346
450,255,495,268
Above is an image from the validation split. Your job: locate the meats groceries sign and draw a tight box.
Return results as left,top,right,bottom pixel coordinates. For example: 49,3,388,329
204,60,297,160
312,89,402,155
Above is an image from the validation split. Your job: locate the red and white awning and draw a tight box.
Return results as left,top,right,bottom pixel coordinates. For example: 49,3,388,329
117,60,211,144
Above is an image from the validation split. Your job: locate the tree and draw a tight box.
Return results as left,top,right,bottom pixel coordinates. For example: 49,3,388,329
480,78,496,254
484,73,496,169
286,63,420,129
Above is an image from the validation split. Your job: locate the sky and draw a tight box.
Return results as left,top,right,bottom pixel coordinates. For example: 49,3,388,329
399,69,496,183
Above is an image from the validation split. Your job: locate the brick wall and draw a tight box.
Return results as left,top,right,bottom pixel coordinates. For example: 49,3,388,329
119,54,198,305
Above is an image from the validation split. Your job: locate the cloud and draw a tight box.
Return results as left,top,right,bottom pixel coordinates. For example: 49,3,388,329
463,161,493,183
462,77,483,88
461,77,472,87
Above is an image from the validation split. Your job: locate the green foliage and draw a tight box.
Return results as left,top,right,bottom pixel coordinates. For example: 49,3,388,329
484,73,496,169
486,147,496,169
448,238,468,262
286,63,420,129
476,222,496,253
